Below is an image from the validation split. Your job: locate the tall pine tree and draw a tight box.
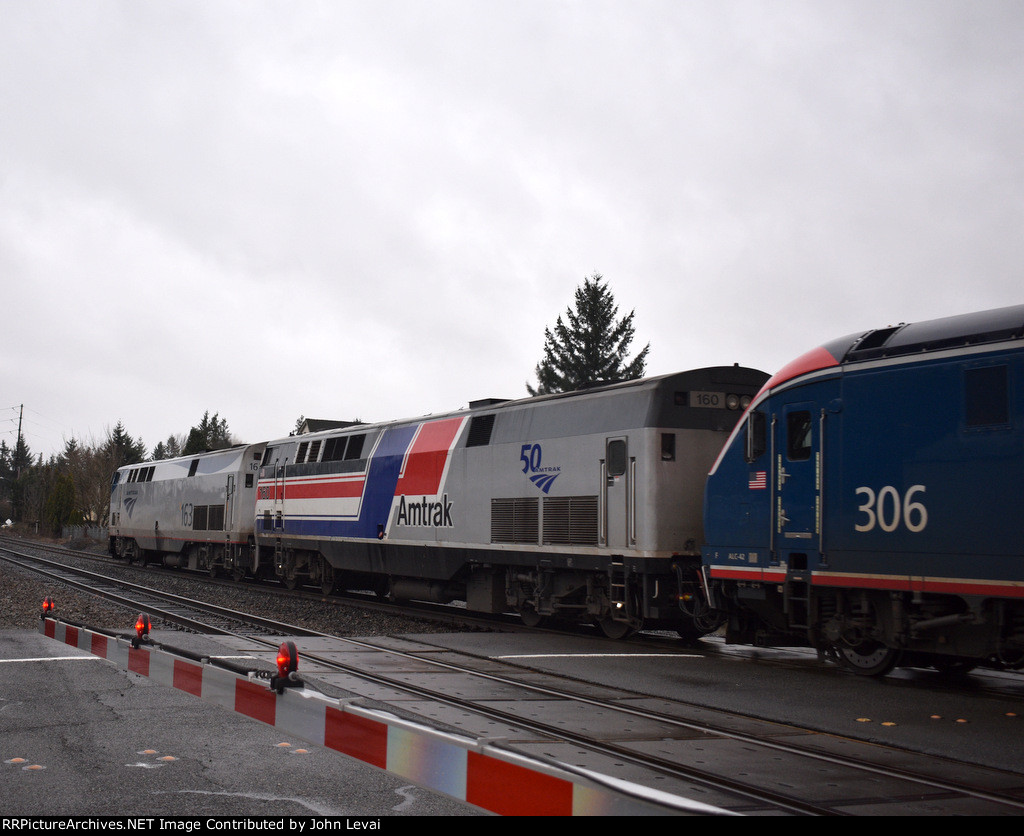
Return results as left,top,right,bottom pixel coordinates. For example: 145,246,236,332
183,411,233,454
528,274,650,395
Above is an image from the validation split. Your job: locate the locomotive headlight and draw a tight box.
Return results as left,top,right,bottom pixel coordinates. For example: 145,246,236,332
726,394,741,410
740,395,752,409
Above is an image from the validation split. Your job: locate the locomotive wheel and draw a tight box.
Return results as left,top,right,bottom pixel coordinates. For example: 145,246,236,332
834,641,902,676
598,616,634,640
675,624,705,645
518,606,544,628
231,566,246,583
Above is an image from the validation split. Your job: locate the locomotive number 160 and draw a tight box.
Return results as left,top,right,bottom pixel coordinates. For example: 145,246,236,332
854,484,928,533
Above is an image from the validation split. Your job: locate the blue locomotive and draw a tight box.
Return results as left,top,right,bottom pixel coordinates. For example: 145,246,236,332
702,305,1024,674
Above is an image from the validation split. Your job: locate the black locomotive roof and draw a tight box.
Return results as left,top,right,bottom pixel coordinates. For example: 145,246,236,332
834,304,1024,364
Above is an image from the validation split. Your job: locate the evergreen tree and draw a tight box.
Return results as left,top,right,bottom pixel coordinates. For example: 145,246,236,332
527,273,650,395
152,434,184,460
0,440,12,520
12,430,31,479
43,472,76,536
101,422,147,471
7,432,33,522
183,412,233,455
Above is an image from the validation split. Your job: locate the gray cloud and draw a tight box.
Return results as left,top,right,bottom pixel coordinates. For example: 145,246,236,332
2,0,1022,456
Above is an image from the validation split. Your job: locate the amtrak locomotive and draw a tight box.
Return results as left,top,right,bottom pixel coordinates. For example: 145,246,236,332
109,366,767,638
702,305,1024,674
109,443,267,575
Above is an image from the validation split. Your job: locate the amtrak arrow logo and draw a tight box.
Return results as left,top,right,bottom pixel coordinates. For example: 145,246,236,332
529,473,559,494
521,443,561,494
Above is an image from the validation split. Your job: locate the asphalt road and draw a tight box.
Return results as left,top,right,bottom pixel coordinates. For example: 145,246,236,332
0,629,481,818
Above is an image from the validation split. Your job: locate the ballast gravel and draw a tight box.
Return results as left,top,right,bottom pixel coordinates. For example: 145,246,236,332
0,535,462,637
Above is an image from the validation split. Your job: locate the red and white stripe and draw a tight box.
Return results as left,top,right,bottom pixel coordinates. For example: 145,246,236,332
39,617,725,817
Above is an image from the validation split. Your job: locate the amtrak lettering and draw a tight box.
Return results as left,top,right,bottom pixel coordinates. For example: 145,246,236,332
395,493,454,527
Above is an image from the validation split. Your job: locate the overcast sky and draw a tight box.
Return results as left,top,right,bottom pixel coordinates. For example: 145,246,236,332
2,0,1022,460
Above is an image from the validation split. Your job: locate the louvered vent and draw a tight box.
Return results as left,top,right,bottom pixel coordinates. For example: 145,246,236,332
543,496,599,546
207,504,225,531
491,497,539,543
467,414,496,447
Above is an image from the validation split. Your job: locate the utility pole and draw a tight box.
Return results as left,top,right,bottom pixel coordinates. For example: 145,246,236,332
16,404,23,478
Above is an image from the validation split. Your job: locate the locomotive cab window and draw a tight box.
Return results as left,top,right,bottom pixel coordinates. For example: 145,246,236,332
964,365,1009,428
745,411,767,462
786,411,812,461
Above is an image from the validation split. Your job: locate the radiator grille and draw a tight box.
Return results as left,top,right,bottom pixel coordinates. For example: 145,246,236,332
490,497,539,543
542,495,599,546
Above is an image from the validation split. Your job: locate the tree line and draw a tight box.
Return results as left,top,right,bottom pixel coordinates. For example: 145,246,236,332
0,411,237,536
2,274,646,535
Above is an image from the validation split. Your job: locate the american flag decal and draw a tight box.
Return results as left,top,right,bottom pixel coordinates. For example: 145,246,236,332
748,471,767,490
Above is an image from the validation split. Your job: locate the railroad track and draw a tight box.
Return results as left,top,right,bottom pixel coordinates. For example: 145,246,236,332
1,534,525,633
8,539,1024,815
0,542,322,637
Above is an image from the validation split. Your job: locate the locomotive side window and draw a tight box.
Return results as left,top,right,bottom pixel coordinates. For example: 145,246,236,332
322,437,346,461
321,434,367,462
786,411,812,461
964,365,1009,428
607,439,627,476
188,459,199,477
344,434,365,460
745,410,767,462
